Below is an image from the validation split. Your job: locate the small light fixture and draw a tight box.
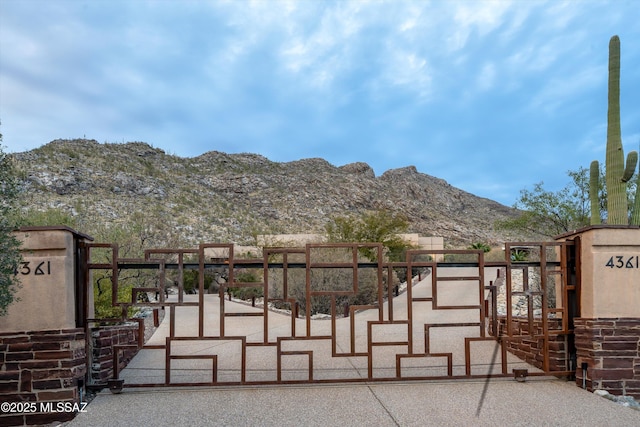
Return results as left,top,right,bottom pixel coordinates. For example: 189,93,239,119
513,369,528,382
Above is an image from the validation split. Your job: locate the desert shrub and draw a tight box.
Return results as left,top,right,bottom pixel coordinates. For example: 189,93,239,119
228,270,263,306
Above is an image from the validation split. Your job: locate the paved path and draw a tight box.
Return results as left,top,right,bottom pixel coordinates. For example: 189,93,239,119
66,378,640,426
65,269,640,425
119,269,525,384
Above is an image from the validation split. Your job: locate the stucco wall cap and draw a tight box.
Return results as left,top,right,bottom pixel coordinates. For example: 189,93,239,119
17,225,94,241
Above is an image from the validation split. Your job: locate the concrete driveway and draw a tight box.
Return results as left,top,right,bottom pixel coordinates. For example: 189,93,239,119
119,269,527,384
65,269,640,426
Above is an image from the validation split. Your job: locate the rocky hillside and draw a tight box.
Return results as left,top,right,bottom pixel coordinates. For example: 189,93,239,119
13,139,523,247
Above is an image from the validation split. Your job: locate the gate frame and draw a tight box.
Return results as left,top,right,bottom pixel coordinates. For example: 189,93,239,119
83,240,579,388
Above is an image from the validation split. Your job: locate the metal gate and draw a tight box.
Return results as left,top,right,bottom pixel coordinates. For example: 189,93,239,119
84,240,578,388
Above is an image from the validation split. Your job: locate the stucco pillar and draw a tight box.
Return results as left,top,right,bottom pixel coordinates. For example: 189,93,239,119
558,226,640,398
2,226,94,332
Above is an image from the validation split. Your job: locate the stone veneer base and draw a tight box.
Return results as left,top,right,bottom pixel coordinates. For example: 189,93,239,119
574,318,640,399
0,329,86,426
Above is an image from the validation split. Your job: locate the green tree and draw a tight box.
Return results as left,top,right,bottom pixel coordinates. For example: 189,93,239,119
321,209,414,314
0,135,22,315
325,209,413,261
183,269,215,294
495,167,595,239
90,211,183,318
498,166,637,238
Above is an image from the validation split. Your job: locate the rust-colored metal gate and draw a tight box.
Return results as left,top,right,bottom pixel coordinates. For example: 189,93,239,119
84,241,578,388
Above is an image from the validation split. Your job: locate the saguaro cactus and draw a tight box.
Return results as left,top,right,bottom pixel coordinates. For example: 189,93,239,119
589,35,638,225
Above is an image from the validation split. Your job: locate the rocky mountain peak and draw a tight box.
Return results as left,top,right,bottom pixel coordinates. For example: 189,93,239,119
339,162,375,178
14,139,523,247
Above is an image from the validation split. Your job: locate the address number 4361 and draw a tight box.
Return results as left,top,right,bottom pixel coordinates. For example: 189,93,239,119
605,255,640,269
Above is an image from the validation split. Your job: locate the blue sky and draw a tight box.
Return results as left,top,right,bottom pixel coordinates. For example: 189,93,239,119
1,0,639,206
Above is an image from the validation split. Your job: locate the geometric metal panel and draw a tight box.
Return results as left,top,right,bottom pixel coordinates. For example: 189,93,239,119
84,240,578,387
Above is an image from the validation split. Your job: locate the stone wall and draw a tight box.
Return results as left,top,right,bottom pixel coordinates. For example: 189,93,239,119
493,317,569,373
0,323,142,426
574,318,640,399
88,322,142,385
0,329,86,426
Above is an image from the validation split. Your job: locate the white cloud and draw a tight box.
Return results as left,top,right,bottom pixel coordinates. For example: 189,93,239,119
383,50,432,100
541,1,581,31
278,2,365,90
528,63,603,113
448,0,513,50
399,15,418,32
506,40,560,75
498,5,533,43
2,0,640,207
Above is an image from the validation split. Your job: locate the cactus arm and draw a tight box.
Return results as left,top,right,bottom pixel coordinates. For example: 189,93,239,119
590,160,602,225
622,150,638,182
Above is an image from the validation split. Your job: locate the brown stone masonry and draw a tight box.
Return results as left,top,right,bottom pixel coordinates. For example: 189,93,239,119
574,318,640,399
493,317,570,373
0,329,86,426
88,322,142,385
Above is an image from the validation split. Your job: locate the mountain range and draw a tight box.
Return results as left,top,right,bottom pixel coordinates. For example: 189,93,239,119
13,139,524,248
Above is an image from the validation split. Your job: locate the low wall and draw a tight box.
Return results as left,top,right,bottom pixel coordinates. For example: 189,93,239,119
574,318,640,399
0,329,86,426
492,317,569,373
88,322,142,384
0,322,143,426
